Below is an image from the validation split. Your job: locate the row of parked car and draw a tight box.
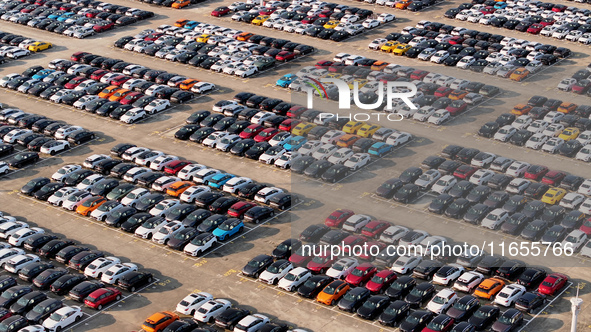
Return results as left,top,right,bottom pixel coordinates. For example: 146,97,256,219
359,0,444,11
478,96,591,162
279,56,498,125
0,0,153,39
240,228,570,331
368,20,570,83
138,290,303,332
0,31,53,62
115,21,315,78
0,211,154,332
556,65,591,97
446,0,591,45
214,0,397,42
375,144,591,256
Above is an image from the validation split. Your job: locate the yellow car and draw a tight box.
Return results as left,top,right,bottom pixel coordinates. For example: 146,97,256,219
28,42,52,52
357,124,381,138
558,127,580,141
323,20,340,29
196,34,211,43
252,15,270,26
343,121,365,134
541,187,567,205
326,72,342,79
348,79,367,89
392,44,411,55
292,122,316,136
380,41,399,53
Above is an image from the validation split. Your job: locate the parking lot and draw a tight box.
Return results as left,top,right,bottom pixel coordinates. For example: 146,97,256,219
0,0,591,330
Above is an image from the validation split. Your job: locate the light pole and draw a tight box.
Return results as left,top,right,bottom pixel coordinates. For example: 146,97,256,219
571,286,583,332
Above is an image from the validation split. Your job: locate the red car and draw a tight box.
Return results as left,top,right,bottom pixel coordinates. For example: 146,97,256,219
120,92,144,105
70,51,90,62
448,36,464,45
446,100,468,116
541,170,567,185
434,86,453,97
307,255,336,274
286,106,307,118
358,241,385,260
239,124,264,139
538,273,568,295
301,15,318,24
64,76,86,89
279,119,301,132
164,160,191,174
276,51,295,62
289,248,314,266
110,75,131,87
318,9,333,17
527,23,544,34
572,80,591,94
365,270,397,293
453,165,478,179
259,7,276,15
361,221,390,238
410,70,429,81
325,209,355,228
345,263,377,287
211,6,230,16
540,18,555,26
254,128,279,142
93,22,114,32
228,201,257,218
84,287,122,309
90,70,109,81
340,235,366,255
328,63,345,73
315,60,333,69
480,6,495,14
579,218,591,235
524,165,549,180
85,9,101,18
144,33,164,41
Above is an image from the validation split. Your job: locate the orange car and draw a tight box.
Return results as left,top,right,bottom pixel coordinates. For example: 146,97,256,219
236,32,254,41
141,311,179,332
316,280,350,305
557,102,577,113
336,134,361,147
510,68,529,82
179,79,199,90
98,85,119,99
510,104,533,115
449,90,468,100
172,0,190,8
166,181,193,197
109,89,132,102
76,196,106,216
371,61,389,71
473,277,506,300
396,0,412,9
174,19,189,27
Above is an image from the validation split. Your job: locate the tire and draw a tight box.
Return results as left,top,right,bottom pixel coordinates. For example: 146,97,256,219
116,295,121,300
130,286,136,292
50,150,55,156
98,304,103,310
56,327,62,332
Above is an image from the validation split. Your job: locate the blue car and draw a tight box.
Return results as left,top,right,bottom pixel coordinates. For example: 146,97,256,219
184,21,199,29
32,69,55,80
48,12,65,20
494,2,507,9
276,74,296,88
207,173,235,189
283,136,307,151
57,12,75,22
212,218,244,240
368,142,392,158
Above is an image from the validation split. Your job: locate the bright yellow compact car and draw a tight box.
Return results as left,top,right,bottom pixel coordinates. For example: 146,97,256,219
558,127,580,141
343,121,365,134
196,34,211,43
357,124,381,138
28,42,52,52
323,20,340,29
348,78,367,89
326,72,342,79
541,187,567,204
392,44,412,55
252,15,270,25
380,41,399,53
292,122,316,136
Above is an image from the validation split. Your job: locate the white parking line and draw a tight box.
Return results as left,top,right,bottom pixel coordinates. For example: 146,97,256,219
518,281,573,332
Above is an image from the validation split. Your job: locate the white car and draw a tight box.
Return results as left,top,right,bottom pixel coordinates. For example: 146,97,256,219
176,292,214,315
343,153,370,171
418,236,447,256
180,186,210,204
494,284,526,307
433,264,465,286
121,188,150,207
494,125,517,142
4,254,39,273
392,255,422,274
222,177,253,194
83,155,110,169
342,214,372,233
415,169,441,189
526,134,549,150
579,179,591,196
506,161,530,177
76,174,104,192
427,289,458,314
62,191,93,211
7,49,30,59
177,164,206,181
278,267,312,291
557,78,577,91
430,50,450,64
152,220,184,244
7,227,43,247
542,137,565,153
121,147,150,161
193,168,222,184
40,140,70,155
144,99,171,114
326,258,358,280
202,131,228,148
259,261,293,285
298,140,323,156
575,145,591,161
481,208,509,230
379,226,409,244
428,110,451,125
152,176,180,192
73,95,100,109
42,306,83,331
507,178,530,194
453,271,485,293
4,129,32,143
84,256,121,279
543,111,565,124
527,120,549,134
150,155,179,171
194,299,232,323
320,130,346,144
0,248,24,267
234,65,258,78
386,132,412,147
101,263,138,284
55,126,83,140
149,199,181,217
191,82,216,94
235,314,269,332
413,106,436,122
327,148,354,164
362,19,379,29
120,108,147,124
183,232,217,256
368,38,387,50
512,115,532,130
432,175,457,194
469,169,495,186
48,187,79,207
123,167,151,183
134,217,166,239
576,131,591,146
51,165,82,182
560,193,585,209
562,230,588,252
254,187,284,204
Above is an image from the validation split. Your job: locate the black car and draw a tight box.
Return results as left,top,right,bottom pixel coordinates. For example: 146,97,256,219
412,260,442,280
501,213,530,235
399,167,422,184
399,310,434,332
561,211,586,231
21,177,51,196
105,207,137,227
446,295,480,321
541,225,568,243
297,275,333,298
468,305,499,330
0,315,28,332
445,198,472,219
215,308,250,330
463,204,491,224
49,274,86,296
68,281,103,302
6,152,39,168
242,254,273,278
90,179,120,197
25,298,63,324
517,267,547,289
404,283,435,308
38,240,75,259
299,224,330,242
64,169,94,186
441,145,463,159
356,295,390,320
118,271,153,292
466,186,491,204
23,234,58,253
18,262,54,282
105,183,136,200
476,255,506,275
31,268,67,290
0,286,33,308
167,228,199,251
9,291,47,315
243,206,275,224
393,184,421,203
376,178,403,198
428,194,454,214
515,292,546,313
520,219,548,241
68,131,95,145
378,300,411,327
385,276,416,301
524,183,549,199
